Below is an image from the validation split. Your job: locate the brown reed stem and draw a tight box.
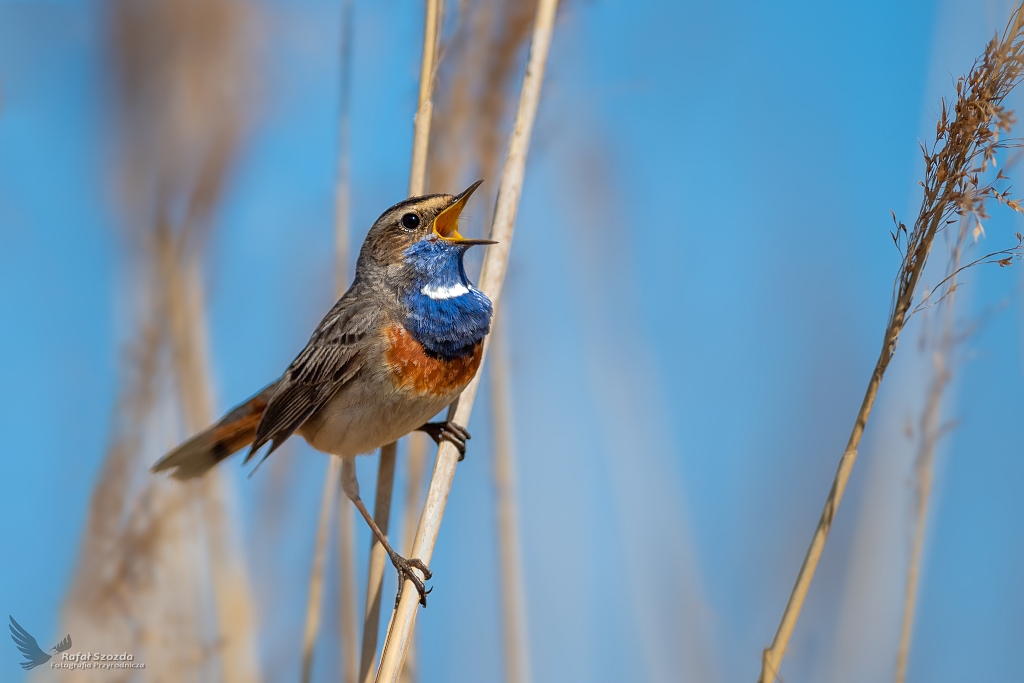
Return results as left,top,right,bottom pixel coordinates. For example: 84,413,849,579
894,215,968,683
375,1,559,679
339,493,360,683
336,5,360,680
893,367,945,683
164,216,264,683
359,442,398,683
359,0,443,677
397,433,428,683
759,6,1024,680
491,324,531,683
300,0,356,678
300,458,341,683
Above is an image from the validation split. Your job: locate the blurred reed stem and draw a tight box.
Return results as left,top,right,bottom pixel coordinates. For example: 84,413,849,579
164,243,262,683
490,323,531,683
339,496,360,683
62,1,262,678
300,458,341,683
359,442,397,683
759,6,1024,680
398,433,428,683
360,1,443,679
894,214,970,683
300,0,356,679
336,3,360,681
375,1,560,679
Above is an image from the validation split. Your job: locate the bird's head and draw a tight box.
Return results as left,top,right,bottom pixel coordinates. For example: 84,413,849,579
356,181,494,357
357,180,493,277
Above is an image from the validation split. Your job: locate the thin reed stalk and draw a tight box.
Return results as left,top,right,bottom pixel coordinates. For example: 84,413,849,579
409,0,443,197
62,1,260,679
490,324,531,683
337,4,360,681
421,6,539,678
894,213,971,683
300,458,341,683
427,0,537,194
397,433,428,683
760,7,1024,680
300,0,356,679
360,0,444,677
339,497,360,683
359,442,398,683
165,244,262,683
375,2,560,680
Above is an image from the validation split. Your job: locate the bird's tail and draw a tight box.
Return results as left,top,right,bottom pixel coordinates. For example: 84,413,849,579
151,381,279,479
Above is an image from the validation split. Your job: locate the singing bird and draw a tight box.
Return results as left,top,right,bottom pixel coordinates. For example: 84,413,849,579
152,181,494,605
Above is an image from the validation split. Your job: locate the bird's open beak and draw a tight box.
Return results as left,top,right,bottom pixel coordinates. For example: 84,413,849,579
432,180,497,245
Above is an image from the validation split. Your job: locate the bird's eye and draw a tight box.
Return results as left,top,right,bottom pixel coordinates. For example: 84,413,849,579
401,213,421,230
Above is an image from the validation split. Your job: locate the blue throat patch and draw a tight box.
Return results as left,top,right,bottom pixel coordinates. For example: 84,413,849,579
401,237,493,359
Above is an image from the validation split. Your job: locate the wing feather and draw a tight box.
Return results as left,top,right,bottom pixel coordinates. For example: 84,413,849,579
247,296,381,463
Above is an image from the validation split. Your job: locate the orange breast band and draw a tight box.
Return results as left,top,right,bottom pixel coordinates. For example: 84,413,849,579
383,324,482,397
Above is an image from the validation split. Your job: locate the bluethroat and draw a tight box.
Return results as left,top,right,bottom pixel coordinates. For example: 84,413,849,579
152,181,495,606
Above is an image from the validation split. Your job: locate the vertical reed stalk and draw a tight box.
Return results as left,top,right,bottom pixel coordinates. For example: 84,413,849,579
166,249,262,683
339,498,360,683
336,3,360,681
300,458,341,683
894,216,968,683
359,0,444,677
61,1,260,678
360,443,398,683
759,7,1024,680
300,0,356,679
422,6,538,678
409,0,443,197
375,2,559,680
397,433,428,683
491,324,531,683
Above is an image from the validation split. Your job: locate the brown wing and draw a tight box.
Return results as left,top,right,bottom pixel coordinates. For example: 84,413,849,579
246,295,382,465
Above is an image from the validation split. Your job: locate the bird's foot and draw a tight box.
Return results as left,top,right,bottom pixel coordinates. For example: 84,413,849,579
417,421,471,461
390,552,433,607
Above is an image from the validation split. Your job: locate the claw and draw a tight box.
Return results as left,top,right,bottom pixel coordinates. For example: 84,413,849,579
418,421,472,460
391,554,433,607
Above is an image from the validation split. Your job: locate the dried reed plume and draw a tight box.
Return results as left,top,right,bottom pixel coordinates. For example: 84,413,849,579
375,2,560,680
760,5,1024,681
59,0,260,680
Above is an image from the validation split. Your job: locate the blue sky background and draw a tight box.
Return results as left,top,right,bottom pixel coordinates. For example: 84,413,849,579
1,0,1023,681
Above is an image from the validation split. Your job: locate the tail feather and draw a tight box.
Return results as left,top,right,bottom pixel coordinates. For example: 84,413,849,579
152,381,279,479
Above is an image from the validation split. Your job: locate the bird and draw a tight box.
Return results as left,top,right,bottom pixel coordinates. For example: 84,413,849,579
152,181,494,606
9,616,72,670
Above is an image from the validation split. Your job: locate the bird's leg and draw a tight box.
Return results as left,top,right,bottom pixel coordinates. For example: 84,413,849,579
417,421,471,460
340,457,432,607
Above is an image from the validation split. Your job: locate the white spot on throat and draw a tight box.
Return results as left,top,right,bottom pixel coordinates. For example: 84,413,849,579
421,282,470,300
